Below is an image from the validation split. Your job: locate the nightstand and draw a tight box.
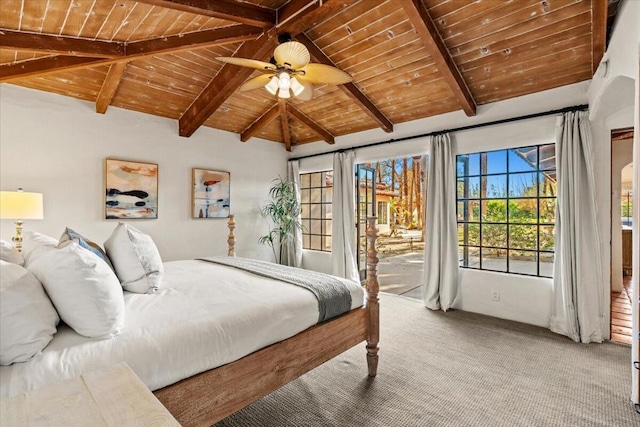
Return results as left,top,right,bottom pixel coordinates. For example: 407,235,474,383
0,363,180,426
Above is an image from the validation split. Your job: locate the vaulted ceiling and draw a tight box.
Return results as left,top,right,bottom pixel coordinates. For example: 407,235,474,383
0,0,610,151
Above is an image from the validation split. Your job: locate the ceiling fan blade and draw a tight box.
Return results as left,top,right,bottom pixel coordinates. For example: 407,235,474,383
298,64,352,85
274,41,310,70
216,57,276,71
296,80,314,101
239,74,274,92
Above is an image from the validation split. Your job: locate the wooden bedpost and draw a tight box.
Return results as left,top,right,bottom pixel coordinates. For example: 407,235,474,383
227,215,236,257
366,217,379,377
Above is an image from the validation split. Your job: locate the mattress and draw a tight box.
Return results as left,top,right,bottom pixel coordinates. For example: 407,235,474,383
0,260,364,398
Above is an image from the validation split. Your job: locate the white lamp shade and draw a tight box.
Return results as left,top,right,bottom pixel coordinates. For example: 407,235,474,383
0,191,44,219
290,77,304,96
265,76,279,95
278,87,291,99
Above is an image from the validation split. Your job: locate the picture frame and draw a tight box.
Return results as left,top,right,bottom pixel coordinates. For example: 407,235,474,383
192,168,230,219
105,159,158,219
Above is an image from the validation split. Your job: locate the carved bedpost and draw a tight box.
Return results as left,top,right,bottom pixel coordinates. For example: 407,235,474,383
227,215,236,257
365,217,379,377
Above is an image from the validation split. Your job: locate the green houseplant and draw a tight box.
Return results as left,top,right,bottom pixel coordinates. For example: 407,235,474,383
259,177,302,265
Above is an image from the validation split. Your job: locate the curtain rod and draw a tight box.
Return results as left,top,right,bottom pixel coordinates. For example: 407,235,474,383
289,104,588,161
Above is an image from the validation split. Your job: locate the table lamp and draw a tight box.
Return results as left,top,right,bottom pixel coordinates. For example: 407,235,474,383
0,189,44,252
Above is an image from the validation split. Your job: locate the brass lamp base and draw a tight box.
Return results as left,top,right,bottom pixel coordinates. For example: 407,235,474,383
13,219,24,253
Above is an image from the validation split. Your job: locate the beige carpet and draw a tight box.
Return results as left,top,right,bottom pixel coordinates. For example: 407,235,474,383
216,294,637,426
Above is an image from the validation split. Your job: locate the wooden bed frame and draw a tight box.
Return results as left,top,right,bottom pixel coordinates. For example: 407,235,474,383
154,215,380,426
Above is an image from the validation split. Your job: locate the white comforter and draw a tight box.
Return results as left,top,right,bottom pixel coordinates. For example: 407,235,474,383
0,260,364,398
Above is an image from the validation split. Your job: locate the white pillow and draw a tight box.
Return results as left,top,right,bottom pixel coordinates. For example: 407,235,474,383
28,243,125,339
0,260,59,365
21,231,58,267
104,223,163,294
0,240,23,265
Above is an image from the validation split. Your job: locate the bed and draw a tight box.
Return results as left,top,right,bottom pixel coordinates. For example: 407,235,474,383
0,217,380,426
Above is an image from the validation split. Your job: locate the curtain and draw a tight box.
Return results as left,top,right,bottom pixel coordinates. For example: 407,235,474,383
422,133,459,311
281,160,303,268
332,151,359,282
549,111,605,343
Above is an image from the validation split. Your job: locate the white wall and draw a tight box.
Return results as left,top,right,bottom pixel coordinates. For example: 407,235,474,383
294,81,589,327
587,0,639,403
0,85,287,262
611,138,633,292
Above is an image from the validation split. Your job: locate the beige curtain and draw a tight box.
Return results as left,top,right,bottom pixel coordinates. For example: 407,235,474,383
549,111,605,343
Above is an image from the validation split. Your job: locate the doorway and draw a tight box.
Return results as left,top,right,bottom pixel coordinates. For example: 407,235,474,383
610,127,634,345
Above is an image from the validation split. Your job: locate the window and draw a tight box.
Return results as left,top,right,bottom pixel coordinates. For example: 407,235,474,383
377,201,388,225
621,188,633,228
300,171,332,251
456,144,556,277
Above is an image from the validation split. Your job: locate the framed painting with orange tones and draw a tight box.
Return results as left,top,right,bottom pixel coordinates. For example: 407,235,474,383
192,168,230,219
105,159,158,219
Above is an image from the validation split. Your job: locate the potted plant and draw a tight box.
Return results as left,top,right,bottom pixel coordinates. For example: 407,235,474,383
259,177,302,265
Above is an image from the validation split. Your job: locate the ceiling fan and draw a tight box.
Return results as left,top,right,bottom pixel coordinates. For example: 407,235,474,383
216,34,352,101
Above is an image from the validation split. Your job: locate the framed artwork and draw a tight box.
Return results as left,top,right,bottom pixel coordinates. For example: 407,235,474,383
105,159,158,219
192,168,230,218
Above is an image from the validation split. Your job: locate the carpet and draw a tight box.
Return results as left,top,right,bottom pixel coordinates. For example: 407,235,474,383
216,293,637,426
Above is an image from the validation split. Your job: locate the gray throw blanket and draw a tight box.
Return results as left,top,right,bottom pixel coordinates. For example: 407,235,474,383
198,256,352,323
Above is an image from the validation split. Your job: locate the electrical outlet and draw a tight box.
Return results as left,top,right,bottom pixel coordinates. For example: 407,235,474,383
491,290,500,302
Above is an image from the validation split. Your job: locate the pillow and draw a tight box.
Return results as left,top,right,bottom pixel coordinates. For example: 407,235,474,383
58,227,114,271
0,240,23,265
0,260,59,365
21,231,58,267
104,223,163,294
28,243,124,339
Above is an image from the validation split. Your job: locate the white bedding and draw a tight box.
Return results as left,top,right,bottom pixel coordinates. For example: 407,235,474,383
0,260,364,398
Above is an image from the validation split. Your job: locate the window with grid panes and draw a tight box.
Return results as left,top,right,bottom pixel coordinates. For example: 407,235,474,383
300,171,332,251
377,201,388,225
456,144,556,277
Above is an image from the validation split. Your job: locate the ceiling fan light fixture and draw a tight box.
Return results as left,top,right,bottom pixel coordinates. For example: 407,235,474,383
278,87,291,99
290,77,304,96
278,72,291,90
265,76,279,95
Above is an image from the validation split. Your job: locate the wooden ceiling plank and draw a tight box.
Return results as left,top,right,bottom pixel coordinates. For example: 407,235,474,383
0,29,125,58
125,24,263,57
179,0,355,138
241,102,281,142
95,62,127,114
450,2,590,58
132,0,276,28
279,99,292,151
591,0,607,74
287,103,335,145
0,56,106,82
399,0,476,116
457,21,591,73
296,32,393,133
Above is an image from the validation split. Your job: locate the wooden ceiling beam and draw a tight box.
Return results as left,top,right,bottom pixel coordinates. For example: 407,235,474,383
287,103,334,145
132,0,276,28
0,56,106,82
591,0,607,74
96,63,127,114
279,99,292,152
399,0,476,117
0,25,262,82
295,33,393,133
0,29,124,58
241,102,281,142
179,31,277,137
179,0,355,138
277,0,358,34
